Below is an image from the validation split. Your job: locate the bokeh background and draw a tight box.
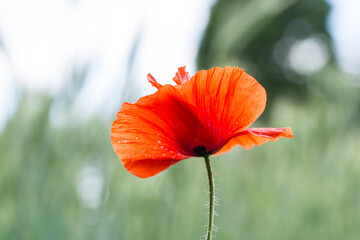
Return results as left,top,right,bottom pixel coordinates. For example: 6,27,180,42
1,0,360,239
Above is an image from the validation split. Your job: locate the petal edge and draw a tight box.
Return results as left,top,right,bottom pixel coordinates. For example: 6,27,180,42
215,127,293,155
172,66,191,85
121,158,181,178
147,73,163,89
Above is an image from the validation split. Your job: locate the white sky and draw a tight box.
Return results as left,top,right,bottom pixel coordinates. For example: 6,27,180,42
328,0,360,75
0,0,211,128
0,0,359,129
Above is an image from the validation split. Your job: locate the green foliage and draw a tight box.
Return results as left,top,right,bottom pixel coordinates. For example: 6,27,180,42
197,0,334,103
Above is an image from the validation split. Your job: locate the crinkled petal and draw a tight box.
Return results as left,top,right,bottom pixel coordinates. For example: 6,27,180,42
179,66,267,137
111,85,208,178
215,127,293,155
147,73,162,89
172,66,191,85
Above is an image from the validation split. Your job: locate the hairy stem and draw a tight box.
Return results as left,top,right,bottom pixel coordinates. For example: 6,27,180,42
204,155,215,240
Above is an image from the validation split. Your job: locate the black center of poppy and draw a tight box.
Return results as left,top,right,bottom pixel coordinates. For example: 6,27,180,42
193,146,208,156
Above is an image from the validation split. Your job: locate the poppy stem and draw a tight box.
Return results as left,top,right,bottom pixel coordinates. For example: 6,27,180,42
204,155,215,240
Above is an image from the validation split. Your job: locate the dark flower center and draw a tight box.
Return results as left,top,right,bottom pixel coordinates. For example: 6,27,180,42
193,146,208,156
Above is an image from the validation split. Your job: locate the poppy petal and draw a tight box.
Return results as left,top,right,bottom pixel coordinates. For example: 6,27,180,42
172,66,191,85
182,66,267,135
215,127,293,155
147,73,163,89
121,158,181,178
111,85,208,177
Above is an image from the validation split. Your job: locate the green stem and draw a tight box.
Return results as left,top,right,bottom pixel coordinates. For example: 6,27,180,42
204,155,215,240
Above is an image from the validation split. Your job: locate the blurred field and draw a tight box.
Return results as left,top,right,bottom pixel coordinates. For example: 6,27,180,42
1,72,360,239
1,0,360,239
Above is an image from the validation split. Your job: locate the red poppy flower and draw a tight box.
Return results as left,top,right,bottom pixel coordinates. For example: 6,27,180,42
111,66,293,178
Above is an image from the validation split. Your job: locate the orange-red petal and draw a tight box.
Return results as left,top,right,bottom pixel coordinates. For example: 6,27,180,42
215,127,294,155
172,66,191,85
179,66,267,134
147,73,163,89
111,85,206,178
120,158,181,178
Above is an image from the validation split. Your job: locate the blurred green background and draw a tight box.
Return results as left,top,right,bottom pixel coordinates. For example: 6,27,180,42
1,0,360,239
